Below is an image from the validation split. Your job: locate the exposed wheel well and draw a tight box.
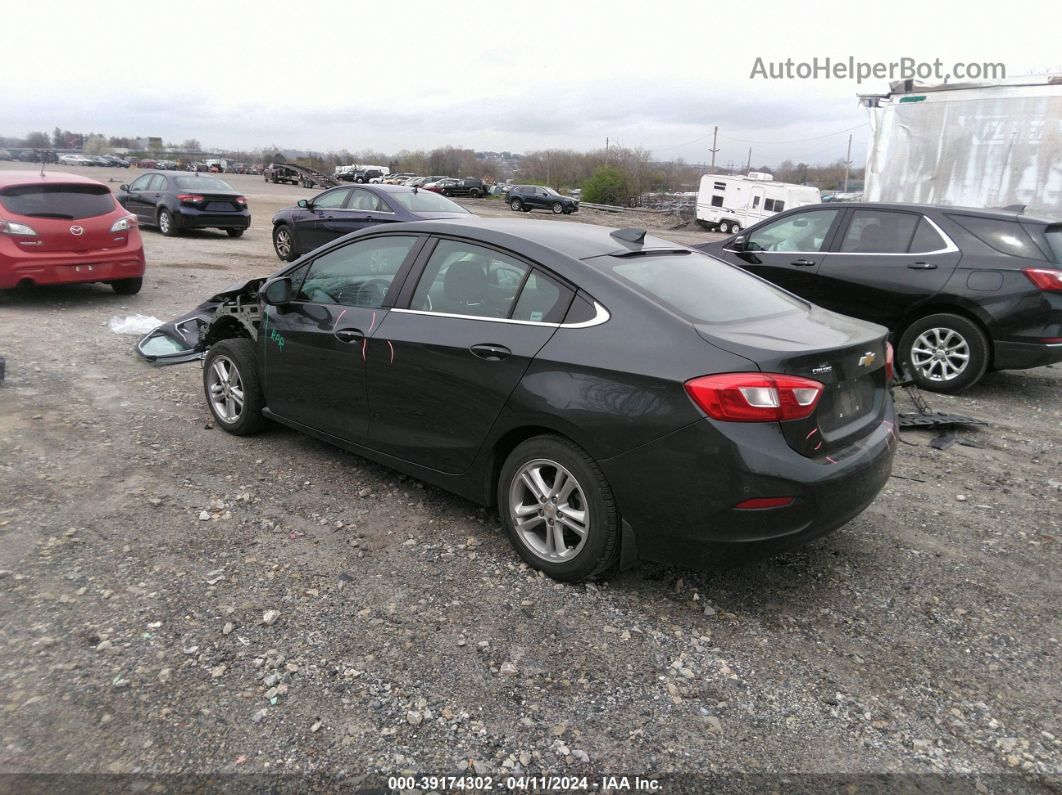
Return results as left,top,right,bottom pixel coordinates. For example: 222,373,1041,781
485,426,576,507
897,303,994,368
202,315,252,349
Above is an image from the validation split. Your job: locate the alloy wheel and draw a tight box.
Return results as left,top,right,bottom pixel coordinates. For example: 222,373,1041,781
158,211,170,234
207,355,245,423
910,327,970,382
508,459,590,563
274,227,291,258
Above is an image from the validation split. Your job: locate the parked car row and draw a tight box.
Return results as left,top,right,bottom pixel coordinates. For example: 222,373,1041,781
58,154,132,168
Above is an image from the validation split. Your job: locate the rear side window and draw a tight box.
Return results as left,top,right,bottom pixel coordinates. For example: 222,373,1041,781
840,210,919,253
1044,226,1062,263
949,214,1045,260
511,271,572,323
909,218,947,253
605,252,805,324
0,183,116,220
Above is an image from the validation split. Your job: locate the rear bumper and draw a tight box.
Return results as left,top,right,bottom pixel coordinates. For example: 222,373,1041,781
600,404,896,569
177,209,251,230
993,340,1062,370
0,237,146,289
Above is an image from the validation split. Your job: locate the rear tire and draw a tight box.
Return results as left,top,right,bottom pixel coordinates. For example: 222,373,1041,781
226,228,245,238
498,435,619,583
718,220,732,234
158,209,179,236
110,277,143,295
510,198,524,212
898,313,989,393
203,338,266,435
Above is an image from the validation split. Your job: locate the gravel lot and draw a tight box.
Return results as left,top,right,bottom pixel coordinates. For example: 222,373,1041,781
0,164,1059,790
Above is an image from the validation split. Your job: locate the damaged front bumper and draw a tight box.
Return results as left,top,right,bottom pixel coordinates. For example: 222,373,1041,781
136,277,266,365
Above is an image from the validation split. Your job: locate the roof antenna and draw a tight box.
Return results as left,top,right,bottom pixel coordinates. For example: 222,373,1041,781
611,228,646,244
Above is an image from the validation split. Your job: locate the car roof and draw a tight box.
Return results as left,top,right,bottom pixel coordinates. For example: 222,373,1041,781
816,201,1055,225
381,217,685,260
0,170,108,189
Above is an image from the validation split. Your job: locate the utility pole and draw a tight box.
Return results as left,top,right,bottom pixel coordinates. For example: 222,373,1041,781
746,147,752,173
708,126,719,173
843,133,853,193
605,137,609,163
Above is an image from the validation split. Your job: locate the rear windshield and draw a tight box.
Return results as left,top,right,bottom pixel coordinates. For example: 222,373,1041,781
0,183,115,220
388,190,470,214
603,252,805,323
173,176,234,192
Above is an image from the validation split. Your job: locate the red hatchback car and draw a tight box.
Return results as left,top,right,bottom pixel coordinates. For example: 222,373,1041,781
0,171,145,294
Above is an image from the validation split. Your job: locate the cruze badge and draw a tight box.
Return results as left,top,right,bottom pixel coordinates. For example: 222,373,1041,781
858,352,876,368
69,225,84,236
811,364,833,375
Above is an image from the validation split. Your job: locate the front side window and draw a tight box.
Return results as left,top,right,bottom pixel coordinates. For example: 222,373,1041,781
604,252,805,324
411,239,530,318
840,210,920,254
312,188,350,209
297,235,417,307
746,209,838,253
129,175,153,192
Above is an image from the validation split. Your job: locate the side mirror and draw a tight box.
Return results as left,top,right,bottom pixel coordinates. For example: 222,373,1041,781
724,235,747,253
261,277,293,306
119,184,129,192
297,199,310,209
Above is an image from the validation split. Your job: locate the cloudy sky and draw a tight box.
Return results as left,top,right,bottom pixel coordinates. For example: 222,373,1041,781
5,0,1058,166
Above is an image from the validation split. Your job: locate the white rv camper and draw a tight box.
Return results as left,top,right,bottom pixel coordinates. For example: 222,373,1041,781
696,172,821,233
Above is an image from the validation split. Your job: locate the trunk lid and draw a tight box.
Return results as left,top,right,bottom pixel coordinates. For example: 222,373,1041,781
696,306,890,456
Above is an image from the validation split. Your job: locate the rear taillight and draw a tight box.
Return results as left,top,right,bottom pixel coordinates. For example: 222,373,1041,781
177,194,204,204
0,218,38,236
109,214,137,232
235,196,247,206
684,373,824,422
885,341,894,383
1023,267,1062,292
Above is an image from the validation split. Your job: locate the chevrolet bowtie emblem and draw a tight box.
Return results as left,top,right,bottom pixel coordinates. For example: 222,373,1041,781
858,352,876,368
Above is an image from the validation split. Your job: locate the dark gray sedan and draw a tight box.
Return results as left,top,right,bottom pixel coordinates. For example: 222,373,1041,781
270,184,472,262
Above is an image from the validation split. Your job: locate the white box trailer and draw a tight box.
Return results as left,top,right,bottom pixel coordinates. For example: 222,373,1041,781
861,75,1062,217
696,172,821,234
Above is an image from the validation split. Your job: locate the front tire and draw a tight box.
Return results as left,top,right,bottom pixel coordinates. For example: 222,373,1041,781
110,277,143,295
899,313,989,393
551,201,563,214
272,225,297,262
158,209,179,236
203,339,266,435
498,436,619,582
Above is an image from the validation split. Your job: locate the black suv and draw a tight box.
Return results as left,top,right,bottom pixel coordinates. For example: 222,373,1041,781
700,202,1062,392
439,178,487,198
507,185,579,215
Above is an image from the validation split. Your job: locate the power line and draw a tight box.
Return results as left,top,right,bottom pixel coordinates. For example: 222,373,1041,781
716,123,868,146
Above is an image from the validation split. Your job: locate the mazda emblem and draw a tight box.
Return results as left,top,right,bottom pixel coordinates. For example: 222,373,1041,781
69,225,84,236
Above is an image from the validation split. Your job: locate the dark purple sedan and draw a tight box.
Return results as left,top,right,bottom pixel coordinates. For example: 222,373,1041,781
270,184,472,261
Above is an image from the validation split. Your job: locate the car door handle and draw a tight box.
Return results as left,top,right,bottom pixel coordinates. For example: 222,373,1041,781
907,261,938,270
790,259,816,267
469,343,511,361
334,328,364,343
